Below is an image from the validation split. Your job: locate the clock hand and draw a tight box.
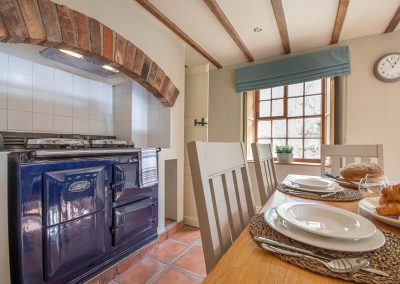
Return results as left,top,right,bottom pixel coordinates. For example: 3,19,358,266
386,58,395,68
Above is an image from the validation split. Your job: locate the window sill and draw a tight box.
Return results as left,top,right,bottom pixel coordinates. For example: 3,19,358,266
248,160,321,167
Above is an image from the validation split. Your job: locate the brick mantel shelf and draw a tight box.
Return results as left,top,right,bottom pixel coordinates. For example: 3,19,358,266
0,0,180,106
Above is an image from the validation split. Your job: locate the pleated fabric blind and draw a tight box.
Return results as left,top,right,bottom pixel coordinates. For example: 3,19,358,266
235,46,350,92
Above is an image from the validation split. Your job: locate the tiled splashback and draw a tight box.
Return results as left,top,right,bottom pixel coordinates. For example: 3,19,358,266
0,52,113,135
113,81,170,148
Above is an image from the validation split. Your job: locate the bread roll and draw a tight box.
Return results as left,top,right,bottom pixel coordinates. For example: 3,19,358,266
340,162,383,182
376,202,400,216
379,184,400,204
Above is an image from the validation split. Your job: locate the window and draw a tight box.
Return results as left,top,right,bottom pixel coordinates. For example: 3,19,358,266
249,78,331,162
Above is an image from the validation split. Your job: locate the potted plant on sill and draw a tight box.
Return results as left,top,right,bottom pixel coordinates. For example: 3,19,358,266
275,146,294,163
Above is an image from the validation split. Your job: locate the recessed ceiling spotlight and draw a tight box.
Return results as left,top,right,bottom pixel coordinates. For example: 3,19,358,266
102,65,119,73
253,27,263,33
59,49,83,59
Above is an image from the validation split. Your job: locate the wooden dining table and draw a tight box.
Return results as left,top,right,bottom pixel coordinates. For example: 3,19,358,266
204,186,400,284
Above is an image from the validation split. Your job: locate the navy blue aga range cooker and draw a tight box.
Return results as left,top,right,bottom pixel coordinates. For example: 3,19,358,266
6,135,159,284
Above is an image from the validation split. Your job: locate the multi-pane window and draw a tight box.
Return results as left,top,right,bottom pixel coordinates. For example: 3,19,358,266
255,79,327,162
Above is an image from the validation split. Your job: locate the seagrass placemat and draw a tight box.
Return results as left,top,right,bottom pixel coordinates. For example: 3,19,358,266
277,184,363,202
249,214,400,284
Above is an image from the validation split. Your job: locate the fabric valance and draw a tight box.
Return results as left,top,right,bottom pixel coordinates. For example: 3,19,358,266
235,46,351,92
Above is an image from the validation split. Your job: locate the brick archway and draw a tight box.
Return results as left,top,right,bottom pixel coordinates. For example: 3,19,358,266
0,0,180,106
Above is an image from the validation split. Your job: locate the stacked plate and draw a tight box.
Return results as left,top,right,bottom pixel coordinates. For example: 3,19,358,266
264,202,386,252
283,174,344,194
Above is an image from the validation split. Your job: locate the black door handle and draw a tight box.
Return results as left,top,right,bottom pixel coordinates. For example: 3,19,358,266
194,118,208,126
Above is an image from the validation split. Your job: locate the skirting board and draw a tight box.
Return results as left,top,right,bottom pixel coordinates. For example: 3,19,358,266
184,216,199,228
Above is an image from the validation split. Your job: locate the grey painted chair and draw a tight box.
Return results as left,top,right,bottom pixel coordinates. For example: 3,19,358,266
251,143,278,206
187,141,255,272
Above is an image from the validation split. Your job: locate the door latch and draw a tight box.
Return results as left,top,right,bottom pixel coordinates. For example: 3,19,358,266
194,118,208,126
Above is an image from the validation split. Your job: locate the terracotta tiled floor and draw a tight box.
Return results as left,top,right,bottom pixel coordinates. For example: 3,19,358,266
165,218,176,227
114,225,205,284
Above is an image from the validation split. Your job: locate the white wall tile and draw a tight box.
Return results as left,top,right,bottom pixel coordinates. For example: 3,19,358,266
33,95,54,115
54,82,72,116
7,70,32,112
33,113,54,132
8,110,32,131
54,69,72,84
54,115,72,133
0,109,6,130
9,56,32,75
73,117,89,134
0,52,8,69
2,53,113,136
0,68,7,109
33,63,53,80
89,119,104,135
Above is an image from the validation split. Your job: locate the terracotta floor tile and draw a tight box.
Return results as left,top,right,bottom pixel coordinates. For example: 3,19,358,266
117,257,166,284
148,239,189,264
152,267,202,284
165,218,176,226
170,226,201,245
172,246,207,279
194,239,203,248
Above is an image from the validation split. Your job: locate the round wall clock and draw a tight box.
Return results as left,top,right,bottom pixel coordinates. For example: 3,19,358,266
374,53,400,82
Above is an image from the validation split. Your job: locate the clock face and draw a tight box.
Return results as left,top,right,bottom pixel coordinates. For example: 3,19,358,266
374,53,400,82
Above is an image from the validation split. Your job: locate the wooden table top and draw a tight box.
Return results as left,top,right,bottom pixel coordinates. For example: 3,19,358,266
204,189,400,284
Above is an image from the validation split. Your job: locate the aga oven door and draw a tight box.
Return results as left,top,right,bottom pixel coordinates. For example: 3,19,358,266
112,197,158,246
42,166,106,281
113,161,153,203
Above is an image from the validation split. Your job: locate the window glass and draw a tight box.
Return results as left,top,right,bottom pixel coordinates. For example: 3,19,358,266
288,83,303,97
253,79,327,161
271,86,284,98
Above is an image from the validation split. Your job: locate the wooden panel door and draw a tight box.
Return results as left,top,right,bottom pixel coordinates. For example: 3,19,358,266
184,64,209,227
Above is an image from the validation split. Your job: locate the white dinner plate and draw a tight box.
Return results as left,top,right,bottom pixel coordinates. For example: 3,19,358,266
282,180,344,193
288,176,338,190
264,208,386,252
276,202,376,240
359,197,400,228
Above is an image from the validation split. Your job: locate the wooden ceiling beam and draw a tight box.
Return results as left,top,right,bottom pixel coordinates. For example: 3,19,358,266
135,0,223,68
203,0,254,62
331,0,350,44
385,5,400,33
270,0,291,54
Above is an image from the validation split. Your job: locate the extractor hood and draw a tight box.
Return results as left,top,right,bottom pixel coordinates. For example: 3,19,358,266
40,47,119,78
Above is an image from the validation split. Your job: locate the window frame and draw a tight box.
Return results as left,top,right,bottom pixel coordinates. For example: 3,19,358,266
254,79,327,163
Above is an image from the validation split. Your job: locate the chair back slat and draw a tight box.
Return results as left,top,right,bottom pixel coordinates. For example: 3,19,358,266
321,144,384,176
187,141,255,272
251,143,278,206
209,176,231,254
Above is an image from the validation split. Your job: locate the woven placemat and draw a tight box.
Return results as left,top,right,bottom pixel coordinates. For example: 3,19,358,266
249,214,400,284
277,184,362,202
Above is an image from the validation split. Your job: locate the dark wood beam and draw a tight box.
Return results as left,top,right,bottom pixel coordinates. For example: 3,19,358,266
135,0,223,68
270,0,291,54
203,0,254,62
331,0,349,44
385,5,400,33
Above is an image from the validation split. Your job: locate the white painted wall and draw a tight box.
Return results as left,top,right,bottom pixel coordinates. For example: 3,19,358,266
51,0,186,230
342,31,400,180
0,51,113,135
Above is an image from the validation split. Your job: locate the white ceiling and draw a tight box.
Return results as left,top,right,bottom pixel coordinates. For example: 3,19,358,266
147,0,400,68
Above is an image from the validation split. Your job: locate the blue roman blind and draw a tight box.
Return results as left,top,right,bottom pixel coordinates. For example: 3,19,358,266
235,46,350,92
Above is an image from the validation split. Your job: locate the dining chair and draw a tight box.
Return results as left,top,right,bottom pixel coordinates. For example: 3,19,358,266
251,143,278,206
320,144,384,176
187,141,255,272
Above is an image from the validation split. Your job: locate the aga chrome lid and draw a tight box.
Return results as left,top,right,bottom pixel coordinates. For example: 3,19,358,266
90,139,134,148
26,138,90,149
